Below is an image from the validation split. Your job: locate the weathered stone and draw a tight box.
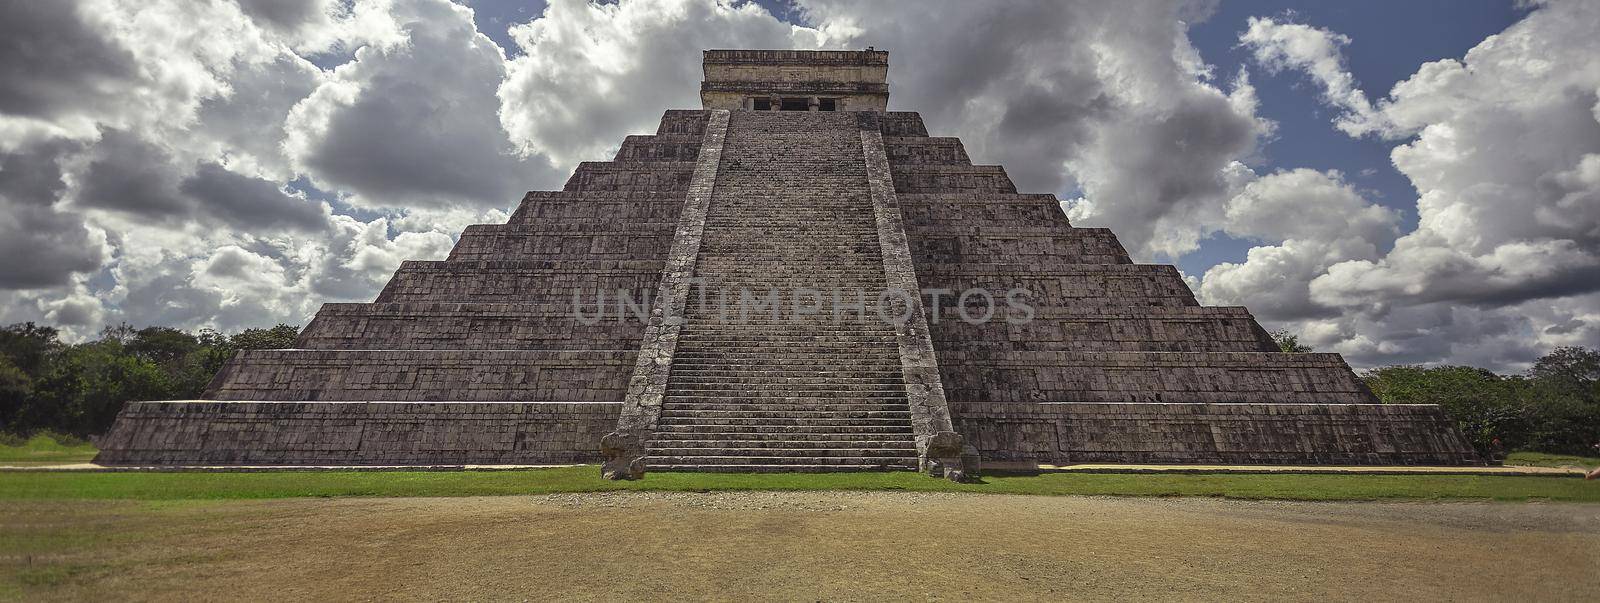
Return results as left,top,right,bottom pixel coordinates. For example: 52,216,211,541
600,430,647,480
94,49,1477,470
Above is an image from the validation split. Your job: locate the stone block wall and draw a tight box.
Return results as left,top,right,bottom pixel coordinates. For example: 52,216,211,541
374,260,664,305
656,110,711,135
879,112,929,136
204,350,633,402
508,193,684,224
915,263,1200,308
884,136,970,164
876,103,1472,468
927,306,1278,353
563,161,696,192
891,165,1018,194
900,194,1074,228
952,402,1476,465
295,303,646,351
97,110,712,467
700,50,890,111
906,226,1131,265
94,401,618,466
95,95,1482,469
614,134,703,162
936,351,1376,404
447,224,675,262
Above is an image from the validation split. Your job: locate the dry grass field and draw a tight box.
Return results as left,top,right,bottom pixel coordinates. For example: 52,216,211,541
6,492,1598,601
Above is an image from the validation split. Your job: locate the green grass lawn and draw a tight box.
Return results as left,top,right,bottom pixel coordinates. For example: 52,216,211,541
0,433,98,466
1505,451,1600,469
2,466,1595,502
1,436,1594,502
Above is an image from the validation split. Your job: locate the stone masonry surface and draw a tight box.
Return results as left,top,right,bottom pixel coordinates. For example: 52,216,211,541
953,402,1471,465
95,110,712,466
861,120,970,476
642,110,925,473
95,401,617,465
95,50,1476,468
612,109,730,449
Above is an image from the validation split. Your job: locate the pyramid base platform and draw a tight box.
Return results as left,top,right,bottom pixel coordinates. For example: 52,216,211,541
94,400,1481,468
93,401,618,466
952,402,1481,466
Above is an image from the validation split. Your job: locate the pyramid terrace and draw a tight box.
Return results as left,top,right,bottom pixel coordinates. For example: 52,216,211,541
95,50,1477,477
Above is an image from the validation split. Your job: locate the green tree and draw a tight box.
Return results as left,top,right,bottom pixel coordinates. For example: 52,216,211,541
0,322,62,374
1270,329,1313,353
229,324,300,350
1363,365,1530,458
0,322,300,437
31,340,173,437
128,327,214,398
0,323,58,433
0,355,33,432
127,326,200,367
1524,346,1600,454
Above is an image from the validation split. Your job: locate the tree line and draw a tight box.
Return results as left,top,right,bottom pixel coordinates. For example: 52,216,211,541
1271,330,1600,458
0,322,298,438
2,322,1595,460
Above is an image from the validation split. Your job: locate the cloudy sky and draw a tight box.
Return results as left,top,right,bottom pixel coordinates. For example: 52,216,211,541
1,0,1596,371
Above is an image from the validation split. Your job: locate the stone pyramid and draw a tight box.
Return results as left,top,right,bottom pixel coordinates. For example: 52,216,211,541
97,50,1476,474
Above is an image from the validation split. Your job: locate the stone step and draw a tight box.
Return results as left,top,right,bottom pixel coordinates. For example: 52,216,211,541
668,363,903,371
643,111,921,471
689,278,884,284
649,436,914,446
647,456,917,468
672,342,900,351
680,317,898,324
673,346,898,355
677,323,899,330
668,368,904,377
677,340,896,347
676,324,899,331
694,254,882,260
650,442,917,453
700,218,883,235
678,321,899,328
656,416,912,426
667,368,905,377
673,342,898,349
681,286,890,291
655,424,915,435
650,447,915,459
659,405,909,415
662,402,911,413
668,365,902,373
682,283,890,289
664,390,908,400
674,338,898,346
692,265,884,269
668,370,905,379
666,385,906,393
693,263,882,269
701,225,873,229
670,350,900,359
649,463,917,473
665,374,915,382
666,385,907,396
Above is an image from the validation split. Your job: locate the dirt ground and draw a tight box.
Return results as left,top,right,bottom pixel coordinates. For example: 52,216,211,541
6,492,1599,601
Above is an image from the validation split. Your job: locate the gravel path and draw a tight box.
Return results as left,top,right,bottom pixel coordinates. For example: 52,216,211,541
7,492,1598,601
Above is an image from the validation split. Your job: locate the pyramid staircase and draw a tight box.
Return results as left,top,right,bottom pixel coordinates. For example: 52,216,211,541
647,111,919,471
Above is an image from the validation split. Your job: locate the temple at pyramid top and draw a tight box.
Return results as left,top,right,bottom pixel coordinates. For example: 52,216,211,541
701,49,890,111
